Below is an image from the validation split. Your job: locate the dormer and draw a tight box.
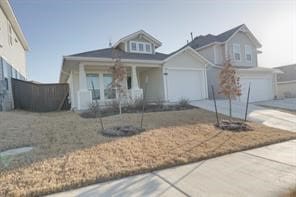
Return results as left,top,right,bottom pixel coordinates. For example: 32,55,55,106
112,30,162,54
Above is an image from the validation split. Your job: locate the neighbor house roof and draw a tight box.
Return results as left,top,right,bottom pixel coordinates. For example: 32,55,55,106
0,0,29,50
181,24,261,51
275,64,296,82
68,47,169,61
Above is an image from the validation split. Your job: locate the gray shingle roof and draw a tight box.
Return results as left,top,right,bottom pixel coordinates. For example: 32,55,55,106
186,24,244,49
275,64,296,82
69,48,169,61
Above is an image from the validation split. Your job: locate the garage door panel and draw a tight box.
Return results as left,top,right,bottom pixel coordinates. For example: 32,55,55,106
167,69,206,102
239,75,273,102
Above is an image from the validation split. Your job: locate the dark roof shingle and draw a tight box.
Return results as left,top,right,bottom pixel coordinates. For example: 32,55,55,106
69,48,169,61
187,24,244,49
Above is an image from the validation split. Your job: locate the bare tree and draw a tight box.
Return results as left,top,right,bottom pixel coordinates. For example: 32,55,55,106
109,57,127,114
219,60,241,120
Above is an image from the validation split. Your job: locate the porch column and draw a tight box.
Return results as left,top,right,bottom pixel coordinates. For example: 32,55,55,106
131,65,139,90
130,65,143,99
77,63,92,110
79,63,88,90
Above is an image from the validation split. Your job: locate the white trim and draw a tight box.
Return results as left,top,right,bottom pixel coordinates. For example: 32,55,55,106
232,43,241,62
245,45,252,64
64,56,162,65
163,46,216,67
112,30,161,49
213,45,217,64
129,41,152,54
0,0,29,50
277,80,296,84
163,67,205,71
225,25,262,48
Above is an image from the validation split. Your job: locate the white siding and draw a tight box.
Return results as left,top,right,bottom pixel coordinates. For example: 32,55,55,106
227,31,258,67
0,6,26,77
139,68,164,102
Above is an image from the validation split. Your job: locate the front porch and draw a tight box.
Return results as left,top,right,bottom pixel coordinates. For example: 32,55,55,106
72,63,162,110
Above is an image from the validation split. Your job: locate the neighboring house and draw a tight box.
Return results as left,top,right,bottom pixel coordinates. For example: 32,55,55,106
59,24,278,111
274,64,296,98
0,0,29,111
183,24,279,102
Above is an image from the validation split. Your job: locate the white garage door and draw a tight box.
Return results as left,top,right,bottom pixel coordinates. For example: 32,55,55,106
166,69,206,102
240,75,273,102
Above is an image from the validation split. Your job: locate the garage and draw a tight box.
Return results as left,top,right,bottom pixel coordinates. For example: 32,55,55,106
166,68,207,102
239,74,274,102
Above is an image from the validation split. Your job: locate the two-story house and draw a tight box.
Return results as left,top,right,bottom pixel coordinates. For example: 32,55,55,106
0,0,29,111
185,24,279,102
59,24,278,110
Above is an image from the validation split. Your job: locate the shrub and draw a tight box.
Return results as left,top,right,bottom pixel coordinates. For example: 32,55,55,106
125,97,144,112
178,98,190,108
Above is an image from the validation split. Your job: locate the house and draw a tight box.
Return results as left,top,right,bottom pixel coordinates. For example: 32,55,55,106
59,24,278,111
0,0,29,111
274,64,296,98
184,24,280,102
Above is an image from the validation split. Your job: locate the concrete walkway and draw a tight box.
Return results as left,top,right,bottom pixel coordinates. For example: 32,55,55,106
256,98,296,111
49,140,296,197
190,100,296,132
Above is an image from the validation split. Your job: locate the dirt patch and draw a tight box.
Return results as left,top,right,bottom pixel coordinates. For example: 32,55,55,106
0,109,295,196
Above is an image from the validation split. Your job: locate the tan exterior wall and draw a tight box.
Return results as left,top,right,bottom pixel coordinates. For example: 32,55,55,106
139,68,164,102
227,31,257,67
277,82,296,98
198,46,215,64
0,7,26,77
215,44,225,65
163,50,206,68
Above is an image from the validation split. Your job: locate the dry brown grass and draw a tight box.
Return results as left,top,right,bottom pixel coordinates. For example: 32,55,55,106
0,109,296,196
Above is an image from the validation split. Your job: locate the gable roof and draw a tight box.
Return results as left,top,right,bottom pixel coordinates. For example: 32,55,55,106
0,0,29,50
275,64,296,82
184,24,261,50
68,47,169,61
112,30,162,49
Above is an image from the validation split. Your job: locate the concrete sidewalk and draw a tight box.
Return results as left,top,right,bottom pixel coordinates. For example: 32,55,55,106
49,140,296,197
190,100,296,132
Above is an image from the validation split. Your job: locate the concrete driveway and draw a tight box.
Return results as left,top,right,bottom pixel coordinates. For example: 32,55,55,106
190,100,296,132
49,140,296,197
256,98,296,111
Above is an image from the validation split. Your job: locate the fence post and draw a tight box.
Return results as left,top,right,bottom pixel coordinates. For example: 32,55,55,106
211,85,219,127
244,83,251,122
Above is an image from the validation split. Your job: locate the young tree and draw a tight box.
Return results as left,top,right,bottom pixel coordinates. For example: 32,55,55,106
109,57,127,114
219,60,241,120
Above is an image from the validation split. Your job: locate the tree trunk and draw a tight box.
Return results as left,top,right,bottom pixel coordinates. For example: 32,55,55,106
228,97,232,121
119,95,122,115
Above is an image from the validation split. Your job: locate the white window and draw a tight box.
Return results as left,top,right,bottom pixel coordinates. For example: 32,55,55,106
129,41,152,54
138,43,144,52
233,44,241,61
245,45,252,63
86,74,100,100
131,42,137,51
8,22,13,46
145,44,151,52
103,74,116,99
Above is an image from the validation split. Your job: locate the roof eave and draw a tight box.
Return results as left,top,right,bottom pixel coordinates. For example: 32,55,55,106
0,0,29,51
112,30,162,49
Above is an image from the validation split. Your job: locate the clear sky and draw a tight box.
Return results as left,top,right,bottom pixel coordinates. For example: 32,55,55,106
10,0,296,83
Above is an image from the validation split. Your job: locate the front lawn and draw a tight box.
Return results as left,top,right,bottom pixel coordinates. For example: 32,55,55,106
0,109,296,196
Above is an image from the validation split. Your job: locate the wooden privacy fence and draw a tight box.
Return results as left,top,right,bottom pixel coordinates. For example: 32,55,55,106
12,78,70,112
